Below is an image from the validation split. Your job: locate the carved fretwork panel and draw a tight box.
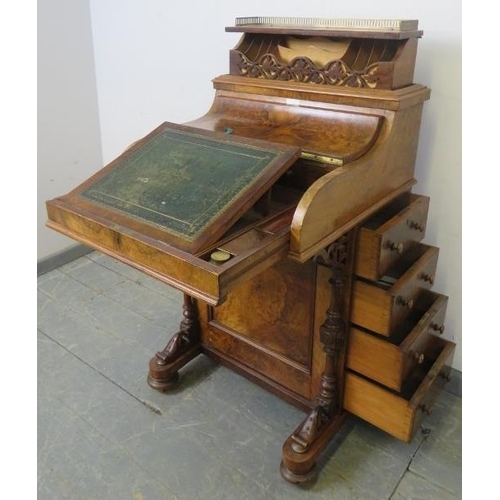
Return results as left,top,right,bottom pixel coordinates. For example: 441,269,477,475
314,234,350,270
235,53,380,88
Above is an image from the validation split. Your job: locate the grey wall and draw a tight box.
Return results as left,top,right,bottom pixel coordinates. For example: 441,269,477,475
38,0,103,261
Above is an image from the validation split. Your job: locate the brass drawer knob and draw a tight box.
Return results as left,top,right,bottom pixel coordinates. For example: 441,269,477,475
387,241,404,254
408,220,425,232
413,352,425,364
419,272,434,285
430,322,445,334
418,404,433,415
396,296,414,310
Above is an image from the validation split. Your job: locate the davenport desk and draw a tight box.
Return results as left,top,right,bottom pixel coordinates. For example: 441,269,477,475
46,17,455,484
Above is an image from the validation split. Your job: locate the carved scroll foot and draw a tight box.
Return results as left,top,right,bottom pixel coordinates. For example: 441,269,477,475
147,294,202,392
147,369,181,392
280,410,347,484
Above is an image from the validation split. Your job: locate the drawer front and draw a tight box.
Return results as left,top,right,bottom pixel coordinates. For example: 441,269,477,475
399,293,448,385
351,245,439,336
347,326,404,391
346,292,448,392
355,194,430,281
344,337,455,442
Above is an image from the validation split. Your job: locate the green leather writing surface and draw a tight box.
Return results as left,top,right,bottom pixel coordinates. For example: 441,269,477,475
80,126,293,245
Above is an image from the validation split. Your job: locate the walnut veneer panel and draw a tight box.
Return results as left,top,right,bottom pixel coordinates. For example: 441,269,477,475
211,259,316,368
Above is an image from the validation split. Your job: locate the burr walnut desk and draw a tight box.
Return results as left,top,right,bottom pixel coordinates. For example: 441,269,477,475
46,18,455,484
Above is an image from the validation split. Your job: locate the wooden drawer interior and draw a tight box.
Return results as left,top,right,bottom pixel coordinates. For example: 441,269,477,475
344,336,455,442
351,244,439,336
355,193,430,280
347,291,448,391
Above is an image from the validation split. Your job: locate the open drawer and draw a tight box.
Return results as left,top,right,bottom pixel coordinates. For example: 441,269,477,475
344,336,455,442
47,202,300,305
351,244,439,337
46,122,302,305
347,291,448,392
354,192,430,281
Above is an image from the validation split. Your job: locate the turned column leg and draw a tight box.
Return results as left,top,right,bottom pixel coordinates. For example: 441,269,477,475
147,294,202,392
281,232,356,483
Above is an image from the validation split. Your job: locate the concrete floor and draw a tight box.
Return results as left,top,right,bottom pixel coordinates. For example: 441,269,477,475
38,252,462,499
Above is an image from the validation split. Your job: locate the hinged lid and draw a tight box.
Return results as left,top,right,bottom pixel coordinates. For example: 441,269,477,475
58,122,300,253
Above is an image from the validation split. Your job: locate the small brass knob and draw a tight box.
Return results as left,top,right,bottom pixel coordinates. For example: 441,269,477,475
210,250,232,265
387,241,404,254
414,352,425,364
419,273,434,285
430,323,445,334
408,220,425,232
397,296,414,310
418,404,433,415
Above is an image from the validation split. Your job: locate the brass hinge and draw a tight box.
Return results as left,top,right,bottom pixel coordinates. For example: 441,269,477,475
300,151,344,166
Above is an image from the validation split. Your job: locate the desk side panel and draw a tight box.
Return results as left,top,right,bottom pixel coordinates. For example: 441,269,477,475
290,92,429,261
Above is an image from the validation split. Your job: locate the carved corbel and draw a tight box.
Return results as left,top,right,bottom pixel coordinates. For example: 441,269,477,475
281,232,355,483
147,294,202,391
